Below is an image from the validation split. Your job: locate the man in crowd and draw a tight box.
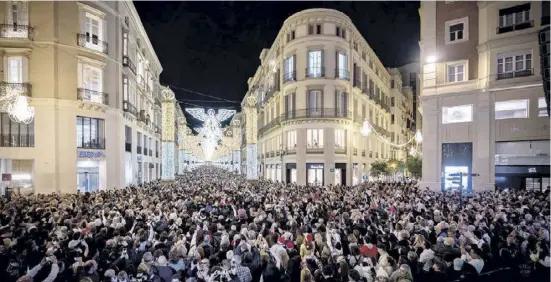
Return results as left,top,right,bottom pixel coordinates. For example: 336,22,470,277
0,166,549,282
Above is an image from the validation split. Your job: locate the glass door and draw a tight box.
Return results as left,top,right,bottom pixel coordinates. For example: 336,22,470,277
335,168,342,186
77,172,99,193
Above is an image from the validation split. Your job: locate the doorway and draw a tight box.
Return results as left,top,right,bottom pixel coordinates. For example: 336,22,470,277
307,163,324,186
526,177,550,192
77,161,100,192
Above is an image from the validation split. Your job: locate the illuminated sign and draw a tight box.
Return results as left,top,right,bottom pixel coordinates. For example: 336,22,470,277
77,150,105,159
528,167,537,173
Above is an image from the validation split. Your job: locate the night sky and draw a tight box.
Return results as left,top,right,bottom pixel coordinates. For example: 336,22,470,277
134,1,420,125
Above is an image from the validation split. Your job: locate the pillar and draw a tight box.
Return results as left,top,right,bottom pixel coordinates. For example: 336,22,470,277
161,87,176,182
245,95,258,181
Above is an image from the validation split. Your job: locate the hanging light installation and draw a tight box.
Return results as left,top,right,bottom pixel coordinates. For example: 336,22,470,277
186,108,236,161
361,120,372,136
8,95,34,124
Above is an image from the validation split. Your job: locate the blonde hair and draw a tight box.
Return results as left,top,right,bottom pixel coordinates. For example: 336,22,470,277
300,268,312,282
296,235,304,246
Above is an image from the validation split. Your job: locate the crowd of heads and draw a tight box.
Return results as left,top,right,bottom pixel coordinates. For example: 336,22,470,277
0,166,549,282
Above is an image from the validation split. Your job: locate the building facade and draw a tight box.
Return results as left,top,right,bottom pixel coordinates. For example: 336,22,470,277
241,9,415,186
419,1,550,192
0,1,163,194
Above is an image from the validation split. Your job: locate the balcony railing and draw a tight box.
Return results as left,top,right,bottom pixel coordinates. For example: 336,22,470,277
335,69,350,80
123,100,137,117
125,142,131,152
286,147,296,154
353,148,358,155
306,145,324,153
306,67,325,78
282,108,351,121
259,116,281,135
122,56,136,75
77,33,108,55
335,147,346,154
283,71,296,83
77,138,105,150
361,150,366,157
0,82,32,97
0,24,33,40
497,69,534,80
496,20,534,34
1,134,34,147
137,146,142,154
77,88,109,105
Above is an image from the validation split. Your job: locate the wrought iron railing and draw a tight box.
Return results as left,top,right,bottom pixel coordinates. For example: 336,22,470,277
0,24,33,40
283,71,296,83
259,116,281,135
306,145,324,153
0,82,32,97
77,33,108,54
77,138,105,149
123,100,137,116
306,67,325,78
335,69,350,80
1,134,34,147
497,69,534,80
286,148,297,154
335,147,346,154
77,88,109,105
282,108,351,121
122,56,136,75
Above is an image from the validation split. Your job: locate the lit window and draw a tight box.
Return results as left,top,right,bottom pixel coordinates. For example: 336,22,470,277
283,55,295,82
445,17,469,44
286,130,296,150
307,50,323,77
307,129,324,148
6,56,23,83
335,129,346,149
497,52,532,79
442,105,473,124
499,4,530,28
447,63,465,82
539,97,548,117
495,99,529,119
337,52,348,79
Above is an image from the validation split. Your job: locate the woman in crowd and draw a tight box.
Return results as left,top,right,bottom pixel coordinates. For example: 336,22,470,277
0,166,549,282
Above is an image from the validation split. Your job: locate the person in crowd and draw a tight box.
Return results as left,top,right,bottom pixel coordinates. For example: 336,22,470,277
0,166,549,282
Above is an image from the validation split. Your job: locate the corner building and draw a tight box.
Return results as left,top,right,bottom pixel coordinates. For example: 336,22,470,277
243,9,414,186
419,1,550,191
0,1,163,194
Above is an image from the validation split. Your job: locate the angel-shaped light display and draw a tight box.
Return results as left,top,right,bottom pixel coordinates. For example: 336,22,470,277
185,108,236,161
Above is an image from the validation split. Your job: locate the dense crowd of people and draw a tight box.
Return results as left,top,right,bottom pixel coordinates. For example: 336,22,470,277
0,166,549,282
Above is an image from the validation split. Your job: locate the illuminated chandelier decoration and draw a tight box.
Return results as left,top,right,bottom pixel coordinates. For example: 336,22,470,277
185,108,236,161
361,118,423,155
1,84,35,124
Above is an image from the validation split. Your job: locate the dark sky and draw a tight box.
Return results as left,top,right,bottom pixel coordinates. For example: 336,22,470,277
134,1,420,125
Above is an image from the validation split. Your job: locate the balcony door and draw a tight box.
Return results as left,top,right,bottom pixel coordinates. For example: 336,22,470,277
6,57,22,83
82,65,103,103
308,90,322,116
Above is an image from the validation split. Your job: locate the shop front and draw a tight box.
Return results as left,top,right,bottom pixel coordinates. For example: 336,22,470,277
441,142,473,191
495,165,550,191
77,150,106,192
307,163,324,186
0,159,33,194
286,163,296,184
335,163,346,186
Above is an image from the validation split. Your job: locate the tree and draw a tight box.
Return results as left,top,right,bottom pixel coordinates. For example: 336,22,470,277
387,159,405,173
370,161,389,178
406,156,422,179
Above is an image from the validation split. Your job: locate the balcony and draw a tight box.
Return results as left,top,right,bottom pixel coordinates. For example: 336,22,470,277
123,100,137,117
369,151,373,158
125,142,131,152
0,24,33,40
0,82,32,97
77,138,105,150
496,69,534,80
270,151,275,158
1,134,34,147
282,108,351,121
283,71,296,83
77,33,108,55
353,148,358,156
286,147,297,154
305,67,325,78
335,147,346,154
496,20,534,34
138,110,150,125
306,145,324,153
259,116,281,135
122,56,136,75
137,146,142,154
335,69,350,80
77,88,109,105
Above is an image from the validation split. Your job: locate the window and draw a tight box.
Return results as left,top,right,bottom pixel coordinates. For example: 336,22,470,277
337,52,348,79
80,64,104,104
391,114,395,124
539,97,548,117
283,55,295,82
445,17,469,44
286,30,295,42
335,129,346,149
391,97,395,107
82,12,104,52
336,26,346,38
6,1,29,37
391,79,395,89
497,51,532,79
285,93,295,118
447,63,466,82
76,116,105,149
495,99,529,119
307,129,324,148
499,3,531,28
125,126,131,152
0,112,34,147
449,23,464,41
335,91,347,115
362,51,366,62
6,56,23,83
307,50,323,77
122,29,129,56
308,24,322,35
442,105,473,124
286,130,297,150
308,90,322,115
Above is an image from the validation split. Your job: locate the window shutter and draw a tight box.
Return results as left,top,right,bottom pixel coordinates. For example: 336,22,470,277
18,1,28,25
308,24,313,35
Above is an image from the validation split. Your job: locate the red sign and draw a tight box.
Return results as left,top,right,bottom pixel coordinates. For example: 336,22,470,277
2,173,11,181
